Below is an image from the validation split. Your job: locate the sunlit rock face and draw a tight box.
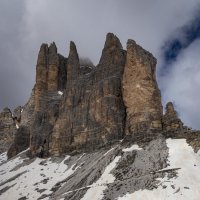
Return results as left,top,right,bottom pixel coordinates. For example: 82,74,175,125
122,39,163,134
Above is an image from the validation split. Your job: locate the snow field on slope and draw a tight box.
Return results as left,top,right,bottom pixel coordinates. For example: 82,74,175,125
80,156,121,200
78,144,142,199
0,153,80,200
118,138,200,200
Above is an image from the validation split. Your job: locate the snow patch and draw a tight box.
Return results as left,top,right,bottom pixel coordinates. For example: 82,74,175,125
16,124,19,129
122,144,142,152
58,91,63,95
80,156,121,200
118,138,200,200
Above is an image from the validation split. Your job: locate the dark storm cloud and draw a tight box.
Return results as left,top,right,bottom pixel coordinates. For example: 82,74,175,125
24,0,200,62
161,10,200,67
1,0,200,128
0,0,34,111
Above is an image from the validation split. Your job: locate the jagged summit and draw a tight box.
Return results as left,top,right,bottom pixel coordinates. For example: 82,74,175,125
67,41,80,81
1,33,200,200
123,38,162,134
0,33,199,159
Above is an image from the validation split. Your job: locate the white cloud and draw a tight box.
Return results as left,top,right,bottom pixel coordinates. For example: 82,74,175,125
23,0,200,62
161,39,200,129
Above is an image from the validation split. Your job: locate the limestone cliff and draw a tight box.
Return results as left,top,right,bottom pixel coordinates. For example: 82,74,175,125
122,40,163,134
1,33,200,200
2,33,198,159
7,91,35,158
30,42,66,157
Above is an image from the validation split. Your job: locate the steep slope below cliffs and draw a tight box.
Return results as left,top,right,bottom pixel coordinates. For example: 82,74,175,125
0,137,200,200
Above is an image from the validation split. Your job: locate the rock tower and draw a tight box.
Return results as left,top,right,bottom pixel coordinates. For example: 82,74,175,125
1,33,181,158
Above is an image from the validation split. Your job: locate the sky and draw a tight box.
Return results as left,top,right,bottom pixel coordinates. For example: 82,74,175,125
1,0,200,128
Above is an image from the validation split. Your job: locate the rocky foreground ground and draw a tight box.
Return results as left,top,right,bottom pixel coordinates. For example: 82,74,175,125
0,137,200,200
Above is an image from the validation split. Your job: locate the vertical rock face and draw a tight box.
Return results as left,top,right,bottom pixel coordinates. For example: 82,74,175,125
163,102,183,130
67,41,80,81
30,42,67,157
34,42,65,110
50,33,126,155
6,43,67,158
122,40,163,134
0,108,16,153
12,106,22,130
47,42,59,91
7,33,167,158
35,44,48,112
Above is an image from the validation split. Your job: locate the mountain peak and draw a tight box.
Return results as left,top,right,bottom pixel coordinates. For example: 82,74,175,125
1,32,200,200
